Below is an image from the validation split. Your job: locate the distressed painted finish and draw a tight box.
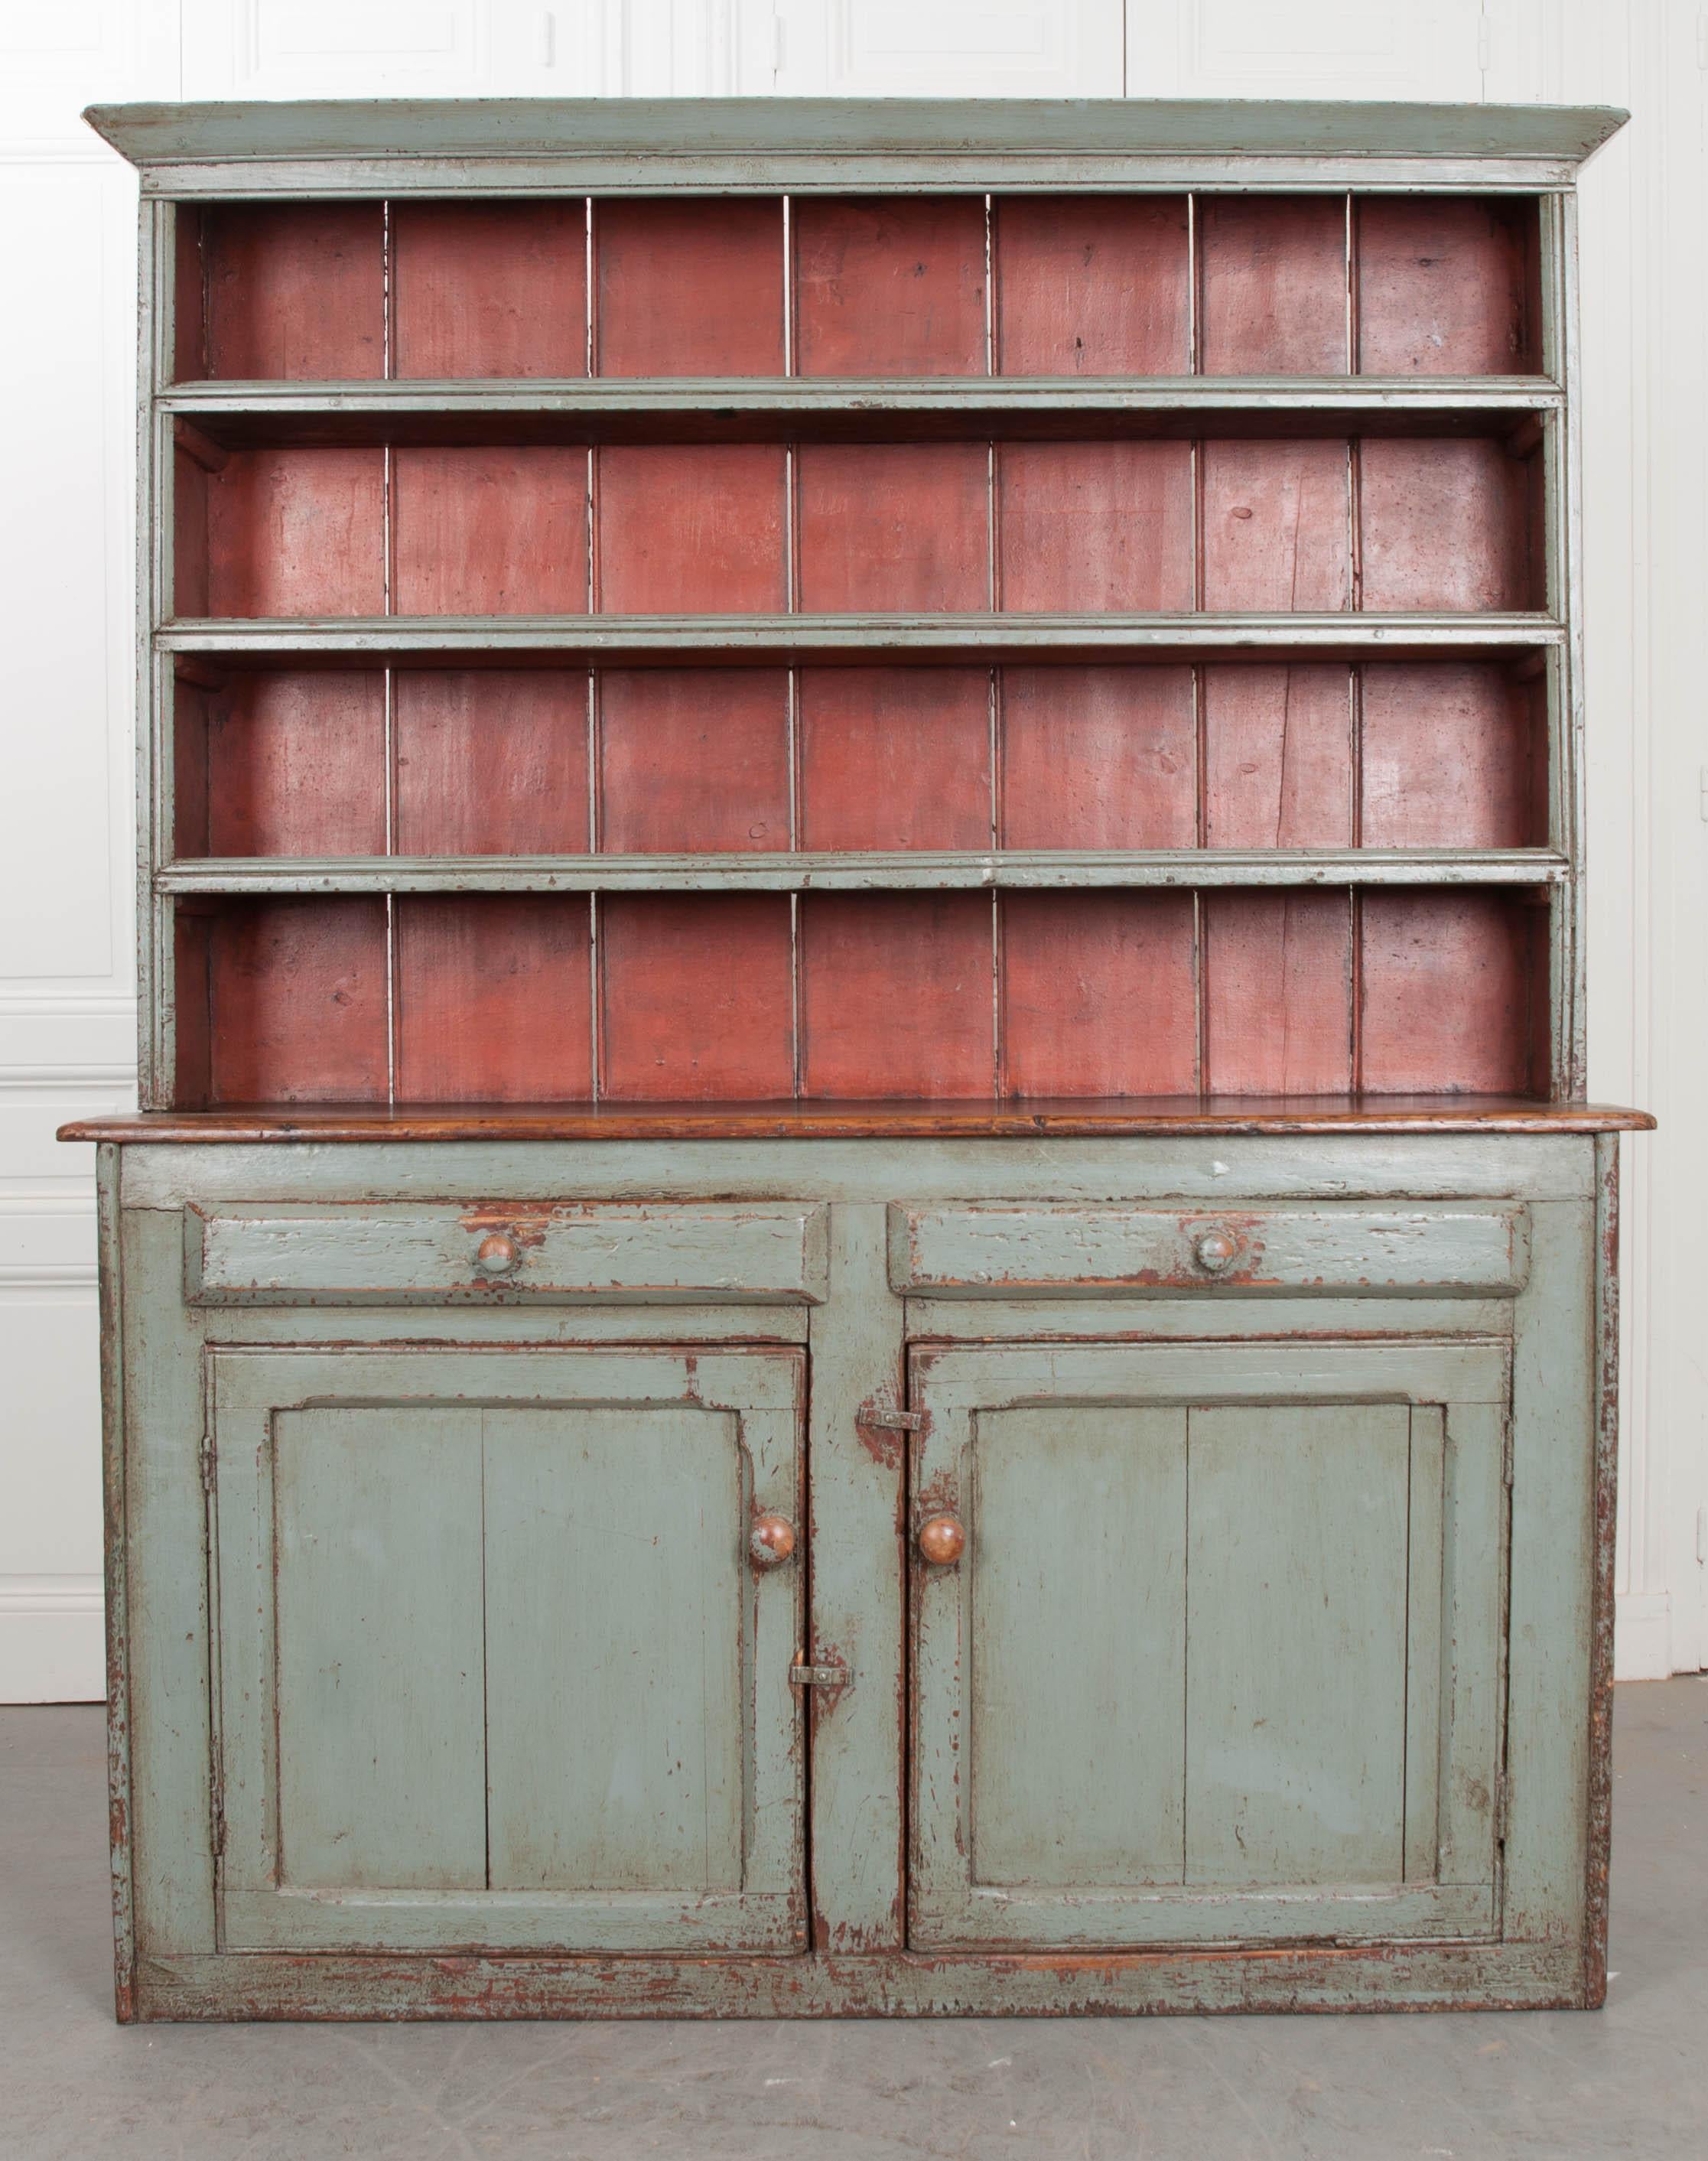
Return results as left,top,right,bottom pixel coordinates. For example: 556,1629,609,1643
888,1201,1531,1296
73,96,1645,2023
211,1346,805,1953
907,1341,1505,1948
185,1200,831,1304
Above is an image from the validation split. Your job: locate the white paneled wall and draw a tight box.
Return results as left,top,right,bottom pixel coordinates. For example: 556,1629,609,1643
0,0,1700,1696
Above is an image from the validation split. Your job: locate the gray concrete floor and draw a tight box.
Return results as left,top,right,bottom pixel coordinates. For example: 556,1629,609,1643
2,1681,1704,2160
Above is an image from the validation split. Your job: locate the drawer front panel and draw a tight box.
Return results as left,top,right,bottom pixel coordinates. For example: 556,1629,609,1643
186,1202,830,1305
890,1203,1529,1297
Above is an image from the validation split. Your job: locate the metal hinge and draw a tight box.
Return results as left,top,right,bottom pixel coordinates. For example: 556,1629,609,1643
1501,1417,1514,1491
790,1662,851,1689
1495,1772,1511,1844
210,1769,226,1859
199,1432,216,1495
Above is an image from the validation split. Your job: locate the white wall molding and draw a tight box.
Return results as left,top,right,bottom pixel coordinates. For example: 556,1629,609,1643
0,1576,106,1705
1615,1592,1675,1684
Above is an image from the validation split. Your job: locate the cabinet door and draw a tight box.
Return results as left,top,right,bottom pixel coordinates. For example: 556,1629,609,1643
909,1340,1506,1949
210,1346,805,1953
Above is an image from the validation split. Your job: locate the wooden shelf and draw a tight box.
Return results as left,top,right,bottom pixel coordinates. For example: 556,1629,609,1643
61,1097,1656,1145
159,613,1565,662
158,849,1570,897
164,376,1563,448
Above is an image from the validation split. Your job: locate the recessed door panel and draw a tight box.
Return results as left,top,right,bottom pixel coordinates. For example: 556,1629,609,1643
909,1340,1506,1950
212,1346,805,1954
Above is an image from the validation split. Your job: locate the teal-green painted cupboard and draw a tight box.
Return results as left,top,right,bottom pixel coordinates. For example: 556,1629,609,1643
67,96,1649,2019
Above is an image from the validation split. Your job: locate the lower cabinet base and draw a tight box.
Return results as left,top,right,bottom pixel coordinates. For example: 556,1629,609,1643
126,1945,1603,2023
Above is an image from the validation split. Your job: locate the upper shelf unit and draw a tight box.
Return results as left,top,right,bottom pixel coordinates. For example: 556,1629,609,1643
167,194,1547,387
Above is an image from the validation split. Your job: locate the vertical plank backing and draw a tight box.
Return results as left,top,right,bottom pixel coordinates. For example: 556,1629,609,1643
1202,665,1353,847
798,669,991,849
271,1409,486,1889
596,198,785,376
597,446,786,614
1360,663,1544,848
600,669,791,852
801,895,994,1098
204,672,387,857
794,198,987,376
392,200,589,378
202,204,384,380
1359,440,1540,611
1186,1404,1410,1886
171,444,209,615
1199,197,1349,375
1000,665,1196,848
1357,198,1538,376
207,898,389,1103
395,671,592,854
394,896,594,1102
795,445,989,613
1002,893,1198,1097
970,1407,1187,1886
1200,441,1352,611
600,895,794,1100
1360,891,1541,1095
483,1408,744,1893
204,450,385,617
1203,891,1352,1095
392,449,590,615
997,444,1193,611
994,196,1190,375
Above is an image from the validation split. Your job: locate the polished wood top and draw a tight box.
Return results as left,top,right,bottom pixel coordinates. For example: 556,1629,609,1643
60,1096,1655,1146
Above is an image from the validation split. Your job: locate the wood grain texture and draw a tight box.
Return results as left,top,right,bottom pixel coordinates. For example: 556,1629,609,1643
393,448,590,615
969,1406,1188,1885
1200,441,1351,612
597,197,784,376
1000,666,1196,849
1360,662,1544,848
205,898,389,1104
994,196,1190,375
600,894,793,1100
201,672,387,858
270,1409,487,1889
395,895,594,1102
392,200,589,379
1001,893,1197,1097
1199,197,1349,376
204,450,384,617
794,197,986,377
600,669,790,852
798,669,991,850
1360,890,1541,1094
201,204,383,379
800,894,994,1098
796,444,989,613
1185,1404,1410,1884
597,446,786,614
1202,665,1352,847
1358,440,1540,611
395,671,591,855
1204,890,1352,1095
1357,197,1537,376
997,444,1192,612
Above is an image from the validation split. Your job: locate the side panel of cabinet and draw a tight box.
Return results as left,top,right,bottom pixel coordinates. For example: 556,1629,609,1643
210,1346,805,1953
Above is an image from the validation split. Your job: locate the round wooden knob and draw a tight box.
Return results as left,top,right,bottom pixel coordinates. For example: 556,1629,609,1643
474,1232,521,1277
917,1513,966,1567
1192,1228,1240,1275
750,1515,796,1568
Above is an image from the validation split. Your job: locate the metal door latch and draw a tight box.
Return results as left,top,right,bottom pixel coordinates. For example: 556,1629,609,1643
790,1662,851,1688
861,1407,922,1432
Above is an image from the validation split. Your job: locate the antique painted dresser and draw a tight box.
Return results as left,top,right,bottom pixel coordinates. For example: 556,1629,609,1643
66,98,1651,2021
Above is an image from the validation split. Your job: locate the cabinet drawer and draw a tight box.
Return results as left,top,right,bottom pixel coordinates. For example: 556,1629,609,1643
185,1203,830,1306
889,1203,1529,1298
